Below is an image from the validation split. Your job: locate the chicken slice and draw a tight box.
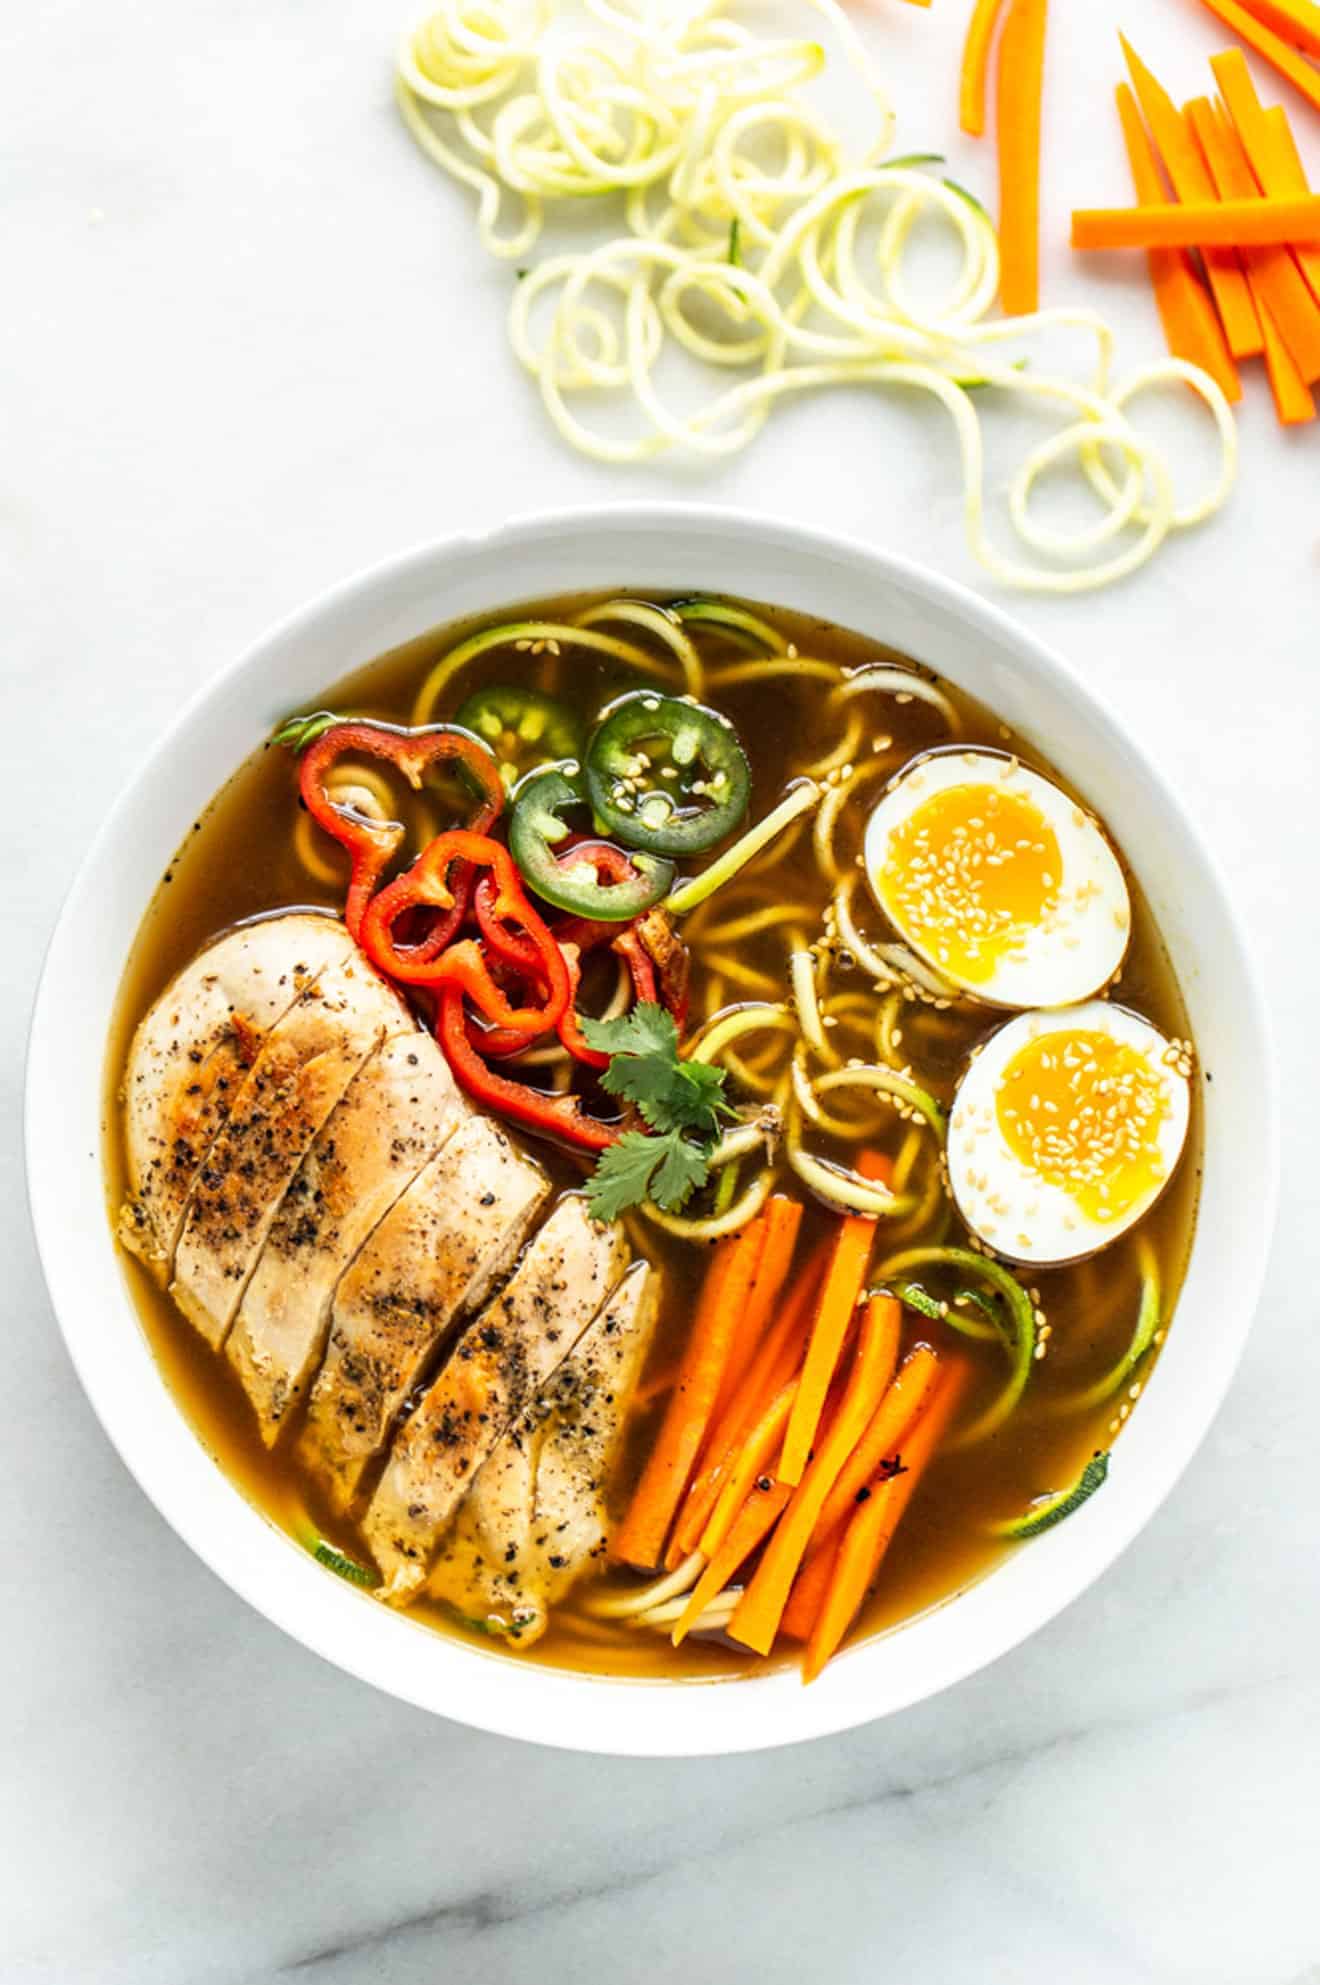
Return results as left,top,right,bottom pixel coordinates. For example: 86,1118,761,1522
296,1116,548,1513
225,1028,469,1444
425,1437,539,1641
119,913,354,1277
426,1261,658,1644
169,954,408,1347
363,1195,631,1600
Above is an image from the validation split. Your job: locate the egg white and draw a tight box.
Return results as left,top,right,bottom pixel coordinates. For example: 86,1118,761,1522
863,749,1131,1009
947,1001,1192,1266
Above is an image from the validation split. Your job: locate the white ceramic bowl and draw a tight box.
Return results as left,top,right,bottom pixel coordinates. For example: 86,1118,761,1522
25,507,1277,1757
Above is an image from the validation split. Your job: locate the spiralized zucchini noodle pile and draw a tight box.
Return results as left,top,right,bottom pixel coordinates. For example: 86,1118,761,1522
395,0,1238,592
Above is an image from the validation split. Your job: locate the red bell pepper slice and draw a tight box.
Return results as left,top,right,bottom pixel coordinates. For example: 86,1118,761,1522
298,720,502,943
436,988,621,1152
360,830,569,1040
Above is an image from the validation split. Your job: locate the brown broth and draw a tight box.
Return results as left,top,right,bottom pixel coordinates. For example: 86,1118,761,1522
104,593,1201,1683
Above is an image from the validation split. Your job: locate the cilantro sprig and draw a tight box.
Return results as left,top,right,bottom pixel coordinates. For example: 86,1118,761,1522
582,1003,736,1221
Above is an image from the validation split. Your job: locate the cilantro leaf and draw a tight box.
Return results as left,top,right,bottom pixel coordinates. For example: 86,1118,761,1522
649,1134,710,1210
580,1002,678,1060
669,1057,738,1131
581,1002,735,1218
599,1052,682,1127
582,1133,665,1223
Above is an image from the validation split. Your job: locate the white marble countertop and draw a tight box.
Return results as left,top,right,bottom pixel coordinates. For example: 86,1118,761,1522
7,0,1319,1978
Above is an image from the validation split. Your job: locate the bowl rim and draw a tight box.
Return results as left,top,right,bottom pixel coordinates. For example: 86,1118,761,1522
24,502,1280,1756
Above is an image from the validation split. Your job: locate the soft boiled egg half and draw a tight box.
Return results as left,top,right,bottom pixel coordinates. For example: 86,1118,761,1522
863,750,1131,1008
947,1003,1192,1266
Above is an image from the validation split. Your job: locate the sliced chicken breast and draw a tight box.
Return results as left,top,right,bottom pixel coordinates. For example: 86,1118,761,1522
364,1195,631,1600
296,1116,548,1513
225,1028,468,1444
169,954,408,1348
426,1261,658,1642
425,1436,539,1640
119,913,354,1277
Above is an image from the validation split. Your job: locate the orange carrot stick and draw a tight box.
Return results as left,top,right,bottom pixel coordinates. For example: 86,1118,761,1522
1196,0,1320,112
1188,95,1320,381
1119,38,1262,357
779,1343,941,1639
1267,105,1320,304
779,1155,891,1487
670,1478,794,1647
666,1241,824,1561
1260,297,1318,418
997,0,1050,315
1072,194,1320,248
1111,87,1242,402
1238,0,1320,57
802,1344,941,1554
710,1196,803,1424
612,1216,767,1569
729,1294,902,1656
779,1533,839,1643
1214,49,1320,304
697,1379,798,1562
802,1364,969,1685
960,0,1010,137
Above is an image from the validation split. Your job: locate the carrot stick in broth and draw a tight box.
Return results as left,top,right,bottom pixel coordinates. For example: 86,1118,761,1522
670,1479,794,1648
729,1294,902,1656
802,1362,969,1684
779,1342,942,1640
613,1215,767,1570
666,1235,822,1562
710,1196,803,1424
779,1154,892,1487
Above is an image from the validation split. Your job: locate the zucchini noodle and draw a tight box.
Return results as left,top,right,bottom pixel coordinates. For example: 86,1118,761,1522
812,750,901,881
785,1123,910,1216
832,872,960,1003
800,707,866,783
813,1061,946,1136
642,1162,774,1236
411,617,677,725
664,779,821,915
574,597,705,695
1056,1235,1162,1414
875,1245,1040,1445
294,765,399,886
397,0,1237,593
830,664,962,735
707,657,840,690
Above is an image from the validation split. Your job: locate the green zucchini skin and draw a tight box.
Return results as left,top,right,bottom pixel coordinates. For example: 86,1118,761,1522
992,1450,1111,1540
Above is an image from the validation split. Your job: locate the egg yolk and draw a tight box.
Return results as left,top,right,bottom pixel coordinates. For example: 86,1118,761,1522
994,1029,1169,1223
876,782,1062,986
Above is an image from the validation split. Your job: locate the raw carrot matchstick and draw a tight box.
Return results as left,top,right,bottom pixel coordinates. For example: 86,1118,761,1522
1120,38,1262,358
1072,196,1320,248
1112,83,1242,400
960,0,1009,137
1187,94,1320,390
1196,0,1320,112
1213,49,1320,304
1232,0,1320,60
996,0,1050,314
